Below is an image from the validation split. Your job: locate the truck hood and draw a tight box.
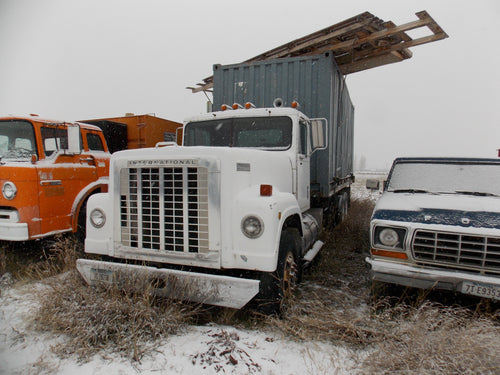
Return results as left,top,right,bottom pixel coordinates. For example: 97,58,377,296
372,192,500,229
112,145,294,194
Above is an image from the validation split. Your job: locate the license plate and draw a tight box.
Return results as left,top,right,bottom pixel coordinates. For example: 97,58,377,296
90,268,114,283
461,281,500,300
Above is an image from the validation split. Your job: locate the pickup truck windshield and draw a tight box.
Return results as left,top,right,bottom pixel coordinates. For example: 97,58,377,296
387,162,500,196
0,120,37,161
183,116,292,150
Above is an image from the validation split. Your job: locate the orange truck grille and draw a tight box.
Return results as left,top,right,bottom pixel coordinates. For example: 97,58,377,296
119,166,209,253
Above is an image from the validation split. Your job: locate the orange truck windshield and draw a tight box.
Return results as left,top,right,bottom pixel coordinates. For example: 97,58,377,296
0,120,37,161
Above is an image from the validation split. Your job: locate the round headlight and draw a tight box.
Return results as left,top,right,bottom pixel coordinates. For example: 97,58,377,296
241,215,264,238
379,228,399,247
2,181,17,200
90,208,106,228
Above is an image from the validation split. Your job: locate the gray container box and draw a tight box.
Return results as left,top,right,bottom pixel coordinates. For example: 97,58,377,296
212,53,354,199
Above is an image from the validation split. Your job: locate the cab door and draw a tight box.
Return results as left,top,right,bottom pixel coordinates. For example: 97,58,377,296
37,124,97,235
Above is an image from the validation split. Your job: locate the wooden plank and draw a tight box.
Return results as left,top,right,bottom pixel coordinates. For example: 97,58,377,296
188,10,448,92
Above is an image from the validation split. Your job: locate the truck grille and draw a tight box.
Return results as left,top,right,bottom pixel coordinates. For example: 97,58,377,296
119,166,209,253
412,230,500,273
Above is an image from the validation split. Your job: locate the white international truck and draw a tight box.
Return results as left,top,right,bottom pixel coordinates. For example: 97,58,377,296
77,54,355,312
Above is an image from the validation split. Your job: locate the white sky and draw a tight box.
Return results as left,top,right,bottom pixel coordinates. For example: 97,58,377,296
1,0,499,170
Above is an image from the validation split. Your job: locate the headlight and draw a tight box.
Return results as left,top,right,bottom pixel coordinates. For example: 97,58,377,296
2,181,17,200
379,228,399,246
374,226,406,250
90,208,106,228
241,215,264,238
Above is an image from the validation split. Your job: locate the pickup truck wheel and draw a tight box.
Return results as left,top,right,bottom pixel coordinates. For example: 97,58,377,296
257,229,301,315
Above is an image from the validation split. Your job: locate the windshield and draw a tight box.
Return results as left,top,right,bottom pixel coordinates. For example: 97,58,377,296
0,120,37,161
183,116,292,150
387,161,500,196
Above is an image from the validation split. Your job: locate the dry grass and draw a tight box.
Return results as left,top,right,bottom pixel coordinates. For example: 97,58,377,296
0,235,82,281
363,300,500,374
33,270,198,361
266,197,500,374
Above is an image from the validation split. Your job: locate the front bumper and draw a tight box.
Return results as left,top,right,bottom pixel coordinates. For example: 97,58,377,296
366,257,500,300
76,258,260,309
0,222,29,241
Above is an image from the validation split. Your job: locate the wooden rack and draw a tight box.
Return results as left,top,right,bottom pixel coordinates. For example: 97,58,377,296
189,11,448,93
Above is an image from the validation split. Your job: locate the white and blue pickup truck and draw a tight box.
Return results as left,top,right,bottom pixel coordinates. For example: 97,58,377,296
367,157,500,301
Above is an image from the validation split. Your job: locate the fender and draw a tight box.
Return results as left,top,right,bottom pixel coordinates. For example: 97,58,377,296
70,177,109,232
228,185,302,272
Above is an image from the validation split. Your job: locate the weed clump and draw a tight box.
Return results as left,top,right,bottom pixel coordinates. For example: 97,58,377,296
33,271,196,361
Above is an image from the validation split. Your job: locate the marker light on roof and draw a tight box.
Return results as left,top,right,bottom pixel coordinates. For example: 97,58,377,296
291,101,299,108
232,103,243,110
244,102,256,109
221,104,232,111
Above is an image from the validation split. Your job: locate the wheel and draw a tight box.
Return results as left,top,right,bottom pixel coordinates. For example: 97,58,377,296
76,200,87,241
257,229,301,315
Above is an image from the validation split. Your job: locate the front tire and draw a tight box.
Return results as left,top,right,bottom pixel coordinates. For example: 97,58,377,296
257,229,301,315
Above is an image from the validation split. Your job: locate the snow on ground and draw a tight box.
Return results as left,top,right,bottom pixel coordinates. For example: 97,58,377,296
0,281,362,374
351,171,387,202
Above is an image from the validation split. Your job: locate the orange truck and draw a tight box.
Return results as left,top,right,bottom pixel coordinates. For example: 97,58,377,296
0,116,110,241
80,114,182,152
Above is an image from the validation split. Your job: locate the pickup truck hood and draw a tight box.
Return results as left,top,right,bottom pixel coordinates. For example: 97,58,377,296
372,192,500,229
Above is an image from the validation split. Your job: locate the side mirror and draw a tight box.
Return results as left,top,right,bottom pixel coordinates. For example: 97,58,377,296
67,125,81,154
310,118,327,152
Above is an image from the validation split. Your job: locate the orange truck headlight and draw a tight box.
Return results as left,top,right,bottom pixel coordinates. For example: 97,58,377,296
2,181,17,200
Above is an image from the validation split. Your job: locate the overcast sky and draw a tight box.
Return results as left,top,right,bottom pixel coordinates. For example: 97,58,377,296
1,0,499,170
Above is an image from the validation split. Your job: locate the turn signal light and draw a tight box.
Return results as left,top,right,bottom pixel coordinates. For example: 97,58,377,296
260,184,273,196
371,249,408,260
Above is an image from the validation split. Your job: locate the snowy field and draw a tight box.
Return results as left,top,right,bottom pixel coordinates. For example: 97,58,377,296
0,277,364,374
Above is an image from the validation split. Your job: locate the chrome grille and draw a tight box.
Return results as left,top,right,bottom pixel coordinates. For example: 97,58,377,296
120,166,209,253
412,230,500,273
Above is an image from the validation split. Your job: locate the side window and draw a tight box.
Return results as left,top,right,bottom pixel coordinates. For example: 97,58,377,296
163,132,176,143
86,133,104,151
41,127,68,157
299,121,308,155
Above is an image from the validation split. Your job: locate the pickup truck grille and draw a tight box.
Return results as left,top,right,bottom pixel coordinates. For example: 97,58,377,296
412,230,500,273
119,166,209,253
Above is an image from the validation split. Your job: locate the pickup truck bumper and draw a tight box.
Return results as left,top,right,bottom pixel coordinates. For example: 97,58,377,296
0,222,29,241
366,257,500,300
76,259,260,309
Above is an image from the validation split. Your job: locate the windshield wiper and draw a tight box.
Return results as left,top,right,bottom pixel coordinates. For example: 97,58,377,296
455,191,499,197
391,189,435,194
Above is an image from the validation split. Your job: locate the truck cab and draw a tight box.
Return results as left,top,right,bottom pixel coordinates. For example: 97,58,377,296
78,104,329,312
0,116,110,241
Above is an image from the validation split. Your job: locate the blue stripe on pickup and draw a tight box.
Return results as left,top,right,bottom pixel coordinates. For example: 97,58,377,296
372,209,500,230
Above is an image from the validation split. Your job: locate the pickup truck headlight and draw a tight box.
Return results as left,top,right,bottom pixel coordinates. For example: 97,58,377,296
241,215,264,238
374,226,406,250
90,208,106,228
2,181,17,200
